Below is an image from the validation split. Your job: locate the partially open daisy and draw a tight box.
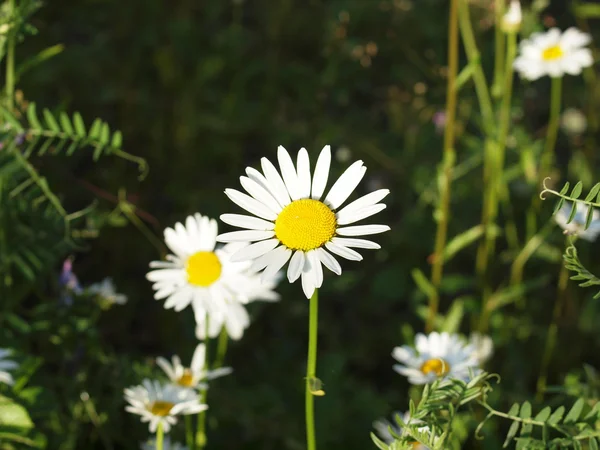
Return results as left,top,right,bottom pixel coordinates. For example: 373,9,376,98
513,27,593,80
555,202,600,242
392,332,480,385
0,349,17,385
146,214,280,323
156,343,231,390
217,145,390,298
124,379,207,433
468,332,494,365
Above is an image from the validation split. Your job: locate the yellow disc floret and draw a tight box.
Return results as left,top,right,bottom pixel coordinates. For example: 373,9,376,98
420,358,451,377
275,199,337,251
150,401,175,416
177,369,195,387
542,45,563,61
186,251,222,287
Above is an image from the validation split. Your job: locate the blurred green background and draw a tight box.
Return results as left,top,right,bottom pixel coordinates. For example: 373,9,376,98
5,0,600,448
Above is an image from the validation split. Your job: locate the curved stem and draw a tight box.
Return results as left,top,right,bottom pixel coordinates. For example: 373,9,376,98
156,422,164,450
305,288,319,450
426,0,459,332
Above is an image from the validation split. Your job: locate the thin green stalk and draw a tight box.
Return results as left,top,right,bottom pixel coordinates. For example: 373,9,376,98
540,77,563,180
5,0,15,112
156,422,164,450
509,220,554,288
213,326,229,370
195,320,210,450
305,288,319,450
492,0,506,98
426,0,459,332
185,415,194,450
536,253,570,400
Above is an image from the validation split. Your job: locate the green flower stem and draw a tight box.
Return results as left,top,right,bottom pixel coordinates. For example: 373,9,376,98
213,326,229,370
541,77,563,180
492,0,506,98
426,0,459,333
185,415,194,450
536,245,570,400
5,0,15,112
195,320,210,450
156,422,164,450
305,288,319,450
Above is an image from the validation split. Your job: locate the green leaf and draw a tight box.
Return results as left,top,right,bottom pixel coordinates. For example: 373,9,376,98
15,43,64,81
565,398,585,423
439,299,464,334
73,112,86,137
454,62,476,91
442,225,495,263
534,406,551,422
411,269,436,301
111,130,122,149
585,183,600,202
89,118,102,139
0,395,34,429
42,108,60,132
503,421,520,448
99,123,110,145
59,112,74,135
571,181,583,199
26,103,41,129
590,438,599,450
575,4,600,18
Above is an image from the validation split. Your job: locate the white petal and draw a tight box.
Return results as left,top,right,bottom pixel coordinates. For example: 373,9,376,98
315,248,342,275
325,241,363,261
191,343,206,372
217,230,274,242
331,237,381,249
301,272,316,298
261,246,292,282
287,250,305,283
337,203,387,225
307,250,323,288
231,239,280,262
225,189,278,221
240,176,283,214
336,189,389,216
245,167,284,207
220,213,275,231
277,146,301,200
560,27,591,50
336,224,390,236
261,157,292,207
311,145,331,200
296,148,312,198
324,161,366,209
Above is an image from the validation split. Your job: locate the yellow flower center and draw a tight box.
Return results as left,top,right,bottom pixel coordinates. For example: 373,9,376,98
177,369,195,387
542,45,563,61
274,199,337,251
420,358,451,377
186,251,222,287
150,400,175,416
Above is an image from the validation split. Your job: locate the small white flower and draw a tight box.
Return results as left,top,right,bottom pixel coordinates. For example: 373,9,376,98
156,343,231,390
513,27,594,80
373,411,431,449
141,437,188,450
392,332,480,385
217,145,390,299
124,379,207,433
146,214,280,324
555,202,600,242
88,278,127,306
561,108,587,135
469,332,494,365
0,349,17,385
501,0,522,33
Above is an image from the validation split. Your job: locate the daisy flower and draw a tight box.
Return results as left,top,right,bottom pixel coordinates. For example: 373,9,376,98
88,277,127,307
0,349,17,385
156,343,231,390
124,379,207,433
513,27,593,80
555,202,600,242
217,145,390,298
373,411,431,449
146,214,280,324
392,332,480,385
141,437,188,450
468,332,494,365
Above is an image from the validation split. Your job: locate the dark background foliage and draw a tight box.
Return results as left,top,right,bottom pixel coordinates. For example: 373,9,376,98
4,0,600,448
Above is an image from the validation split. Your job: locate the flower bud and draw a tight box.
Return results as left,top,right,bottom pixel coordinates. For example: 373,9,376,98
501,0,522,33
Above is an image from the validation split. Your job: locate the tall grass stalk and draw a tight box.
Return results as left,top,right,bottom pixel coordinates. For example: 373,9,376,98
426,0,459,332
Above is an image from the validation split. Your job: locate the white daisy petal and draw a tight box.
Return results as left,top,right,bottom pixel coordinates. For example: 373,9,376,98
231,239,280,262
315,247,342,275
261,246,292,282
301,271,316,299
336,189,390,216
261,157,292,207
296,148,312,198
325,241,363,261
217,230,274,243
287,250,305,283
277,146,301,200
331,237,381,249
307,250,323,288
336,224,390,236
311,145,331,200
337,203,387,225
240,176,283,214
220,213,275,231
225,189,278,221
324,161,366,209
